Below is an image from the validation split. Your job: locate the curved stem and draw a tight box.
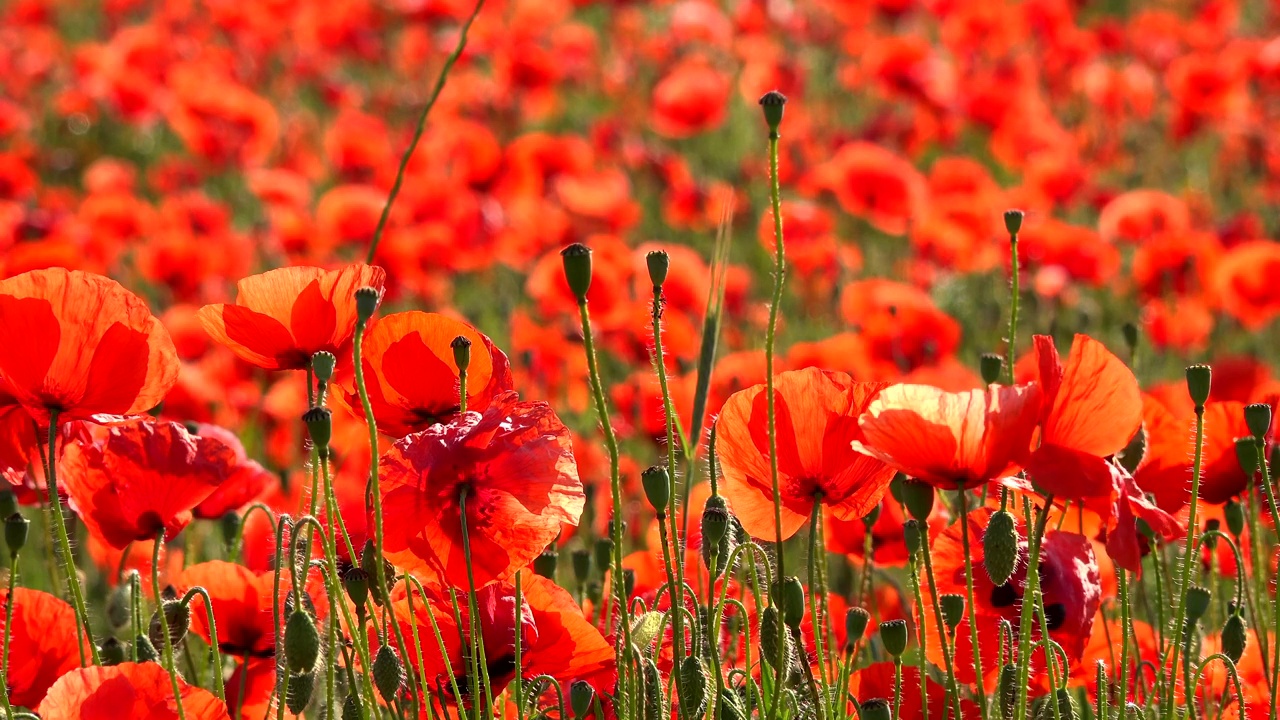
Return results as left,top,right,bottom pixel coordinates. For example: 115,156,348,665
153,530,186,720
43,412,98,665
179,587,225,700
651,279,688,673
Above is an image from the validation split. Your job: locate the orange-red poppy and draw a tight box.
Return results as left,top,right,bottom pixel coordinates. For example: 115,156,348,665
38,662,231,720
175,560,304,658
1097,189,1191,244
855,383,1042,489
190,422,272,519
650,59,730,139
812,142,928,236
336,311,513,438
0,268,179,426
1141,398,1251,512
59,420,236,548
1025,334,1142,498
851,663,980,719
378,391,584,588
717,368,897,540
1215,240,1280,330
838,280,961,378
0,587,86,708
224,658,277,720
0,375,37,482
198,264,386,371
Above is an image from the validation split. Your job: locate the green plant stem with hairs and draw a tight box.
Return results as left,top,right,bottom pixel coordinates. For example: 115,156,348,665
1166,402,1206,719
459,489,495,720
1013,494,1056,720
153,530,187,720
806,499,832,720
2,545,19,720
1118,569,1133,712
1253,438,1280,720
919,525,963,720
43,410,99,666
956,488,988,715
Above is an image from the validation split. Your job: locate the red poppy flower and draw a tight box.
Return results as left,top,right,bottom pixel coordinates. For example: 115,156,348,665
1025,334,1142,498
224,658,277,720
650,59,730,139
190,423,272,519
812,142,928,236
1141,399,1251,512
1215,241,1280,330
38,662,231,720
838,280,962,377
1097,189,1191,244
0,375,37,481
824,493,948,566
852,662,980,719
717,368,897,540
0,587,86,708
198,264,386,371
379,391,584,588
0,268,179,426
175,560,307,658
337,311,514,438
855,383,1042,489
59,420,237,548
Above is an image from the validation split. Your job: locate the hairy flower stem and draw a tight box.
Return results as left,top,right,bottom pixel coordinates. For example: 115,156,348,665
459,490,495,720
43,411,99,665
907,551,931,720
807,500,832,720
956,489,988,715
153,530,187,720
920,527,962,720
514,572,525,720
1167,404,1206,718
1254,440,1280,720
892,656,904,720
1014,495,1055,720
2,547,18,720
651,280,688,673
1118,569,1133,711
763,114,789,720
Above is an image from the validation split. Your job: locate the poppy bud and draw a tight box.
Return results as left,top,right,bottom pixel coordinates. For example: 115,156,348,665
984,509,1020,586
845,607,870,648
1244,402,1272,441
219,511,240,549
1222,612,1248,663
641,657,667,720
1124,702,1141,719
148,598,190,649
702,495,731,546
997,664,1018,718
880,619,908,656
594,537,614,573
450,336,472,373
343,693,360,720
898,479,934,522
534,547,558,579
646,250,670,288
677,656,710,718
132,632,159,663
287,671,315,715
560,244,593,303
311,351,336,385
303,406,332,452
1185,365,1211,408
1003,209,1024,235
859,699,892,720
759,607,790,672
758,90,787,132
903,519,922,557
940,594,966,632
980,353,1004,385
1224,500,1245,537
354,286,381,323
718,688,747,720
641,465,671,516
1185,586,1211,623
1122,322,1139,356
570,679,595,719
100,637,127,666
4,512,28,556
862,503,881,527
1202,519,1220,549
343,568,370,610
775,576,805,628
359,541,388,605
284,609,320,673
572,549,592,583
623,568,636,598
107,585,131,629
1235,437,1259,475
372,644,404,702
1033,689,1078,720
0,489,16,518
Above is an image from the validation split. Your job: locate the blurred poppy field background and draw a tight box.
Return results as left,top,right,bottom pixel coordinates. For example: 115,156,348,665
4,0,1280,718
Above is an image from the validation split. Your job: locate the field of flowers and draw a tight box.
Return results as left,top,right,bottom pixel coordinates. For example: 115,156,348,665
3,0,1280,718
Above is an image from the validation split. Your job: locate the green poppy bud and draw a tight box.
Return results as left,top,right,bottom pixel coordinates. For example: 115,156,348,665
1202,519,1220,549
940,593,966,632
1122,322,1139,357
980,353,1004,385
903,519,922,557
571,549,592,583
1184,586,1211,623
0,489,17,519
758,90,787,133
880,619,908,656
570,679,596,719
4,512,29,556
287,671,315,715
311,351,336,385
701,495,731,546
997,664,1018,718
1224,500,1245,537
775,576,805,628
134,633,159,663
284,609,320,673
623,569,636,598
343,693,361,720
372,644,404,702
845,607,870,648
1245,403,1272,440
1032,689,1078,720
450,336,472,374
860,699,891,720
641,657,667,720
1235,437,1259,475
534,548,558,579
100,637,127,666
759,607,790,672
677,656,710,719
898,479,934,522
984,509,1020,586
594,538,613,575
342,568,370,610
148,598,190,650
219,511,241,549
1185,365,1212,408
560,244,593,303
646,250,670,288
302,406,332,452
354,286,382,323
1004,209,1024,235
641,465,671,516
717,688,747,720
1222,612,1248,663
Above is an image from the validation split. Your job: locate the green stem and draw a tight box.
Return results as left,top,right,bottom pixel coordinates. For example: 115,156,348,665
2,548,18,720
514,571,525,720
1118,569,1133,712
43,411,99,665
763,119,788,720
459,489,495,720
1167,405,1206,718
920,526,962,720
1013,495,1055,720
179,587,225,700
1255,441,1280,720
153,530,187,720
957,489,988,715
651,279,688,672
907,552,930,720
1006,227,1019,385
891,658,903,720
807,500,831,720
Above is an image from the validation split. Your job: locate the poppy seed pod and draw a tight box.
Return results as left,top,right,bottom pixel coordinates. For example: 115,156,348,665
0,489,16,519
354,286,382,323
311,351,336,385
372,644,404,702
342,568,370,609
100,637,127,666
980,353,1004,385
860,699,892,720
134,633,159,663
845,607,871,647
287,671,315,715
646,250,670,288
984,509,1020,586
880,619,908,656
701,495,731,546
1224,500,1245,537
450,335,472,373
1222,613,1248,663
148,599,190,650
758,90,787,132
940,593,966,631
1004,209,1024,235
898,479,934,522
4,512,28,556
570,679,595,719
1235,437,1259,475
1184,586,1211,623
284,609,320,673
1185,365,1211,408
677,656,710,718
595,537,615,574
302,406,332,451
641,465,670,516
534,547,558,579
1245,403,1272,440
560,243,593,302
775,576,805,628
903,519,922,557
572,548,592,583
